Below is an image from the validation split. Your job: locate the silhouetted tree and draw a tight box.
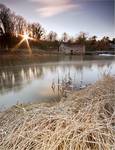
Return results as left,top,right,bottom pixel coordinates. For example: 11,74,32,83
91,36,97,42
98,36,110,51
61,32,69,42
0,4,14,49
30,23,44,40
14,15,27,35
76,32,87,44
47,31,57,41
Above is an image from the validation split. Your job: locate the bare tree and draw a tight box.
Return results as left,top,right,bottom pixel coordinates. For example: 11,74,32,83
0,4,14,48
98,36,110,50
61,32,69,42
47,31,57,41
0,4,14,34
30,23,44,40
76,32,87,44
14,15,27,35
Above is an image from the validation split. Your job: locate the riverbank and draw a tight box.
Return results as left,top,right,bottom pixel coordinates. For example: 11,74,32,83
0,48,114,56
0,75,115,150
0,50,59,58
0,51,114,65
0,51,60,66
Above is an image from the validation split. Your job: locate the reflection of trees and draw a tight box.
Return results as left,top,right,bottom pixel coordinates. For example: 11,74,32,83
0,56,114,94
0,65,43,93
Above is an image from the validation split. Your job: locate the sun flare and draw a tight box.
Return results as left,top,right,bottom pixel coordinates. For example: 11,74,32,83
23,32,29,40
12,31,38,54
11,32,33,54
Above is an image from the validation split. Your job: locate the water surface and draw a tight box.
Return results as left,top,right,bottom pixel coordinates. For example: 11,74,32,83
0,55,115,110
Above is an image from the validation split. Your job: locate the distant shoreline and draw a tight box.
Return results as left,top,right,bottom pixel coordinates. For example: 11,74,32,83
0,50,59,59
0,50,114,57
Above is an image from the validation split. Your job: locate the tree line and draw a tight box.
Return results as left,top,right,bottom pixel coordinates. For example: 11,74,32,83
0,3,114,52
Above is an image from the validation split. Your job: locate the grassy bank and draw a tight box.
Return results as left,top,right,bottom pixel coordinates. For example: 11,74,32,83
0,76,115,150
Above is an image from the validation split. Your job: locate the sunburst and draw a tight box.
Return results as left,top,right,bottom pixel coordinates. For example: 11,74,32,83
12,32,37,54
23,32,29,40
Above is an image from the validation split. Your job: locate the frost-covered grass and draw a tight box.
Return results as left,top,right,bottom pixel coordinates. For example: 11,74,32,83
0,75,115,150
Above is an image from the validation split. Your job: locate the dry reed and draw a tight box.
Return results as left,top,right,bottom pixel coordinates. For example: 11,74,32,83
0,75,115,150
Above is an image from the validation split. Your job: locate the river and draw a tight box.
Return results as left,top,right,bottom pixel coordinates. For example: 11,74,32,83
0,55,115,110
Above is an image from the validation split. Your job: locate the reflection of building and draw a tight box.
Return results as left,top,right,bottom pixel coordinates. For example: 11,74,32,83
59,43,85,55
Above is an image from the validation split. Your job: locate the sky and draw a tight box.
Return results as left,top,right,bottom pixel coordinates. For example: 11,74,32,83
0,0,114,39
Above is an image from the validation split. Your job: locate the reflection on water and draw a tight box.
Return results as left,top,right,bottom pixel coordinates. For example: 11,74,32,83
0,66,43,94
0,55,115,110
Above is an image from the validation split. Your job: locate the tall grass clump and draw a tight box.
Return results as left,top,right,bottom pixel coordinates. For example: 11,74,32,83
0,75,115,150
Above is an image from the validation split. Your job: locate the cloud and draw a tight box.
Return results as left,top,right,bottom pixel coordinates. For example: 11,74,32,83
29,0,78,17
